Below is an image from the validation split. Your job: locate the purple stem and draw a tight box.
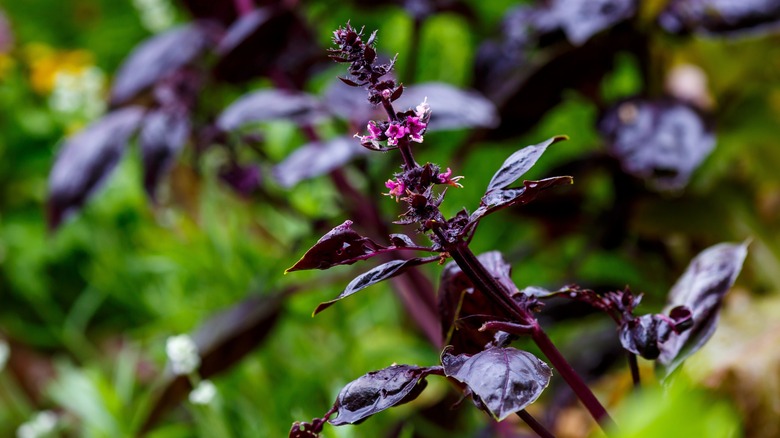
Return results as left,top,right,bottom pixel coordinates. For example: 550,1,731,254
628,353,640,388
517,409,556,438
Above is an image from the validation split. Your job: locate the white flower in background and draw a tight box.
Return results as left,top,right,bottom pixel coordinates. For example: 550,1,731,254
16,411,58,438
166,334,200,375
189,379,217,405
48,66,106,119
0,339,9,372
132,0,175,33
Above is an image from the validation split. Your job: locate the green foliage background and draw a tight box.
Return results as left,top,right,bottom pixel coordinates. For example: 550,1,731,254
1,1,779,437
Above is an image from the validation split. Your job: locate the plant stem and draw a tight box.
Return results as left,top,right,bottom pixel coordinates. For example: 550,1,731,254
437,236,613,429
516,409,556,438
531,327,614,427
628,353,640,388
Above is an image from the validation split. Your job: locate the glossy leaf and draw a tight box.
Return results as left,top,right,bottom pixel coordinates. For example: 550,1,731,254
395,83,499,130
470,176,574,224
314,257,438,315
619,314,675,360
441,347,551,421
285,221,383,272
110,25,208,106
140,108,190,199
658,242,749,373
486,136,567,192
599,98,715,190
217,89,325,132
329,365,439,426
660,0,780,37
141,292,284,432
47,107,145,229
273,136,367,188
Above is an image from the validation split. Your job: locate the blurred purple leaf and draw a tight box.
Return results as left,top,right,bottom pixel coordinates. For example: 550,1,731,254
314,256,439,315
218,163,262,197
329,365,440,425
660,0,780,37
47,107,145,229
178,0,238,25
599,98,716,190
141,292,284,432
286,220,384,273
658,241,748,374
110,25,209,107
217,89,326,132
547,0,638,46
140,108,190,199
273,136,367,188
396,83,499,130
486,136,567,192
441,347,551,421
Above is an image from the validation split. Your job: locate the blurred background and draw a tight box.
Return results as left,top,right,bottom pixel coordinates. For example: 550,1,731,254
1,0,779,436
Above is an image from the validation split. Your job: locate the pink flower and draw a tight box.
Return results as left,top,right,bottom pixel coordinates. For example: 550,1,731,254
384,178,405,201
367,121,383,139
385,122,407,146
438,167,464,188
406,116,426,143
415,97,430,120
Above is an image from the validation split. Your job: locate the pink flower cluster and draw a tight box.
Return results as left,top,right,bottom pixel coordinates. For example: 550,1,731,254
384,178,406,201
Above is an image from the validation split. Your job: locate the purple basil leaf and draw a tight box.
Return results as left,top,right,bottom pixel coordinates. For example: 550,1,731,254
599,98,715,190
441,347,551,421
218,163,262,197
470,176,574,224
286,220,385,272
439,251,520,354
47,107,145,229
110,25,208,107
395,83,499,130
214,7,310,83
314,257,438,315
388,234,417,248
548,0,638,46
179,0,238,25
660,0,780,37
272,136,367,188
329,364,439,426
323,78,378,123
217,89,325,132
486,136,568,193
140,292,283,432
619,314,675,359
658,241,749,374
140,108,190,199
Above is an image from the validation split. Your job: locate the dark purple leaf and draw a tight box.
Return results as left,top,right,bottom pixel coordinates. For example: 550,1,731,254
470,176,574,224
388,234,417,248
548,0,638,46
439,251,520,354
394,83,499,130
486,136,568,193
338,77,361,87
329,365,439,426
218,163,262,197
619,314,675,359
286,220,384,273
214,7,289,82
660,0,780,37
178,0,238,25
47,107,145,229
441,347,551,421
314,257,439,315
217,89,326,132
658,241,748,373
141,292,284,432
599,98,716,190
110,25,208,107
272,136,367,188
140,108,190,199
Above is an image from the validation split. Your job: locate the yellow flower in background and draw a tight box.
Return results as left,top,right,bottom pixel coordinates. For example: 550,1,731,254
24,43,95,94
